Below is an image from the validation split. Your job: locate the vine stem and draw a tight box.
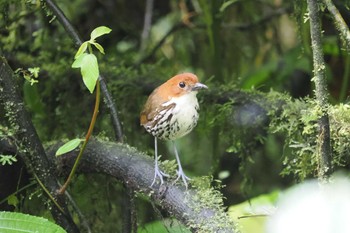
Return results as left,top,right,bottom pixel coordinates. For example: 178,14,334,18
59,81,101,194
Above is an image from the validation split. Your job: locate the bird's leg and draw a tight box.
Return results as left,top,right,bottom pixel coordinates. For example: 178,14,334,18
151,137,169,187
173,141,191,189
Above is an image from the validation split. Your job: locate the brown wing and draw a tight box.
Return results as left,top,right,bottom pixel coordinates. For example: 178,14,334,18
140,89,175,127
140,87,163,125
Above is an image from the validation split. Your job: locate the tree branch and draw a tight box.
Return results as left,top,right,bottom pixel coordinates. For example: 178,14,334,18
43,0,124,143
324,0,350,51
307,0,332,179
0,57,80,233
48,139,236,233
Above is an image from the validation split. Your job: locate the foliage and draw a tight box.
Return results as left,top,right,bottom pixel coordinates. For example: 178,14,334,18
72,26,111,93
0,154,17,165
269,97,350,181
0,211,66,233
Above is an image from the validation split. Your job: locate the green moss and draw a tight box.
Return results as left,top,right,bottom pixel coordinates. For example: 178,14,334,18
186,176,237,232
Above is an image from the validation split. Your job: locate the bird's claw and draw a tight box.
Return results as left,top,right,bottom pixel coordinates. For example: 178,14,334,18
175,169,191,189
151,166,169,187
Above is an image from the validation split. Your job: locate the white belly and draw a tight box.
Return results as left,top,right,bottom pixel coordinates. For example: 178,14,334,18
158,92,199,140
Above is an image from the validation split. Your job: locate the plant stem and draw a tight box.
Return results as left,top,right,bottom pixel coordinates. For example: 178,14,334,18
59,81,101,194
307,0,332,179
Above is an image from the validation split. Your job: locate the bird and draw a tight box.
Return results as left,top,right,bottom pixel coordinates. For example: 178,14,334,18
140,72,207,189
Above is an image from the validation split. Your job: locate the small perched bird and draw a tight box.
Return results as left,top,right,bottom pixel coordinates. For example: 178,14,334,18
140,73,207,189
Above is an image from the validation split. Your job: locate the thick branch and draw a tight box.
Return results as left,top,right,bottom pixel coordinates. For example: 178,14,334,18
49,140,236,233
0,57,79,233
43,0,124,142
307,0,332,178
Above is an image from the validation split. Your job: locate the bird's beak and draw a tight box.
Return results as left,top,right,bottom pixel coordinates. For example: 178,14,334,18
192,82,208,91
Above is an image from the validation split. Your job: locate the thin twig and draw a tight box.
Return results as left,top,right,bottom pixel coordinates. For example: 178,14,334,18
63,185,92,233
323,0,350,51
222,7,291,30
307,0,332,179
135,22,186,66
140,0,154,52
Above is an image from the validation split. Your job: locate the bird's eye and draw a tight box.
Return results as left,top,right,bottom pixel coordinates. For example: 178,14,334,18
179,82,186,88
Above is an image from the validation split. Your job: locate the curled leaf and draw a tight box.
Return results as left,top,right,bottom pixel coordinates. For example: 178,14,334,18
75,41,88,59
90,26,112,40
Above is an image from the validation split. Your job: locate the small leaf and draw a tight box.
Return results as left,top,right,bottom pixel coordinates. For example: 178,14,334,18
72,53,88,68
92,42,105,54
7,195,19,207
56,138,83,156
90,26,112,40
80,54,99,93
75,41,88,59
28,67,40,78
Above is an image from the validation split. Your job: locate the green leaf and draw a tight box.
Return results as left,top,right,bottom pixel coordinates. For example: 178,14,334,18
56,138,83,156
80,54,99,93
92,42,105,54
75,41,88,59
90,26,112,40
0,211,66,233
72,53,88,68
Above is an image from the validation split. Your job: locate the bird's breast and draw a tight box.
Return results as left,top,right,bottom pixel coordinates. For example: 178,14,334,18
161,93,199,140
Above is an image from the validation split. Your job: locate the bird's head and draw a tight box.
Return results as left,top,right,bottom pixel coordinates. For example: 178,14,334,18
158,73,208,100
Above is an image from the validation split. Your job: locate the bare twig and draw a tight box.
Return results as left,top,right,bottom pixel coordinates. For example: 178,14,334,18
307,0,332,179
222,7,291,30
63,186,92,233
43,0,124,142
140,0,154,52
135,22,186,66
324,0,350,51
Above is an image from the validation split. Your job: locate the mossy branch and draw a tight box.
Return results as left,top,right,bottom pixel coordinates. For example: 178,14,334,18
0,57,79,233
48,139,237,233
307,0,332,178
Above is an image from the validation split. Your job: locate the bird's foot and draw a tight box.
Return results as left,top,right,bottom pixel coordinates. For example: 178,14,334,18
151,166,169,187
175,168,191,190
